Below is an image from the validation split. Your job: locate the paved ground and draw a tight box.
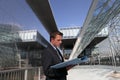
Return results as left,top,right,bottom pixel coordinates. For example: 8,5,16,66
67,65,120,80
41,65,120,80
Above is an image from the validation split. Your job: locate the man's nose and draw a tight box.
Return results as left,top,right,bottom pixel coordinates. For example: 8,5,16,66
60,40,62,43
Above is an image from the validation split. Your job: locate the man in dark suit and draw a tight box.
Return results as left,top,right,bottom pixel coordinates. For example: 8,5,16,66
41,31,68,80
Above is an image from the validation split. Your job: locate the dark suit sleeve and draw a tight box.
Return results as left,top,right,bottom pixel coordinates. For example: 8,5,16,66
41,49,56,78
41,48,67,78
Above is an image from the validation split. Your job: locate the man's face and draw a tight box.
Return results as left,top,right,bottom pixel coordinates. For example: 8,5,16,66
51,35,62,47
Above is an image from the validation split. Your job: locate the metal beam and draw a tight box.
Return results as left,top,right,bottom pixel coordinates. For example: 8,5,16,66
26,0,58,34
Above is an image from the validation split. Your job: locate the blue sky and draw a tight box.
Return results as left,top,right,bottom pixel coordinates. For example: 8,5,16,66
49,0,92,27
0,0,92,41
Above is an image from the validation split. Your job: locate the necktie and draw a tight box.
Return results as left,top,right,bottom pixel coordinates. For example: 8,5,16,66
56,48,64,61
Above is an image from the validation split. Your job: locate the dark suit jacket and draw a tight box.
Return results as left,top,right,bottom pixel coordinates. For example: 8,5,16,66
41,44,68,79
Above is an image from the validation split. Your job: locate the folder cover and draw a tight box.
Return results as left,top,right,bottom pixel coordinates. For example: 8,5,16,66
50,56,88,69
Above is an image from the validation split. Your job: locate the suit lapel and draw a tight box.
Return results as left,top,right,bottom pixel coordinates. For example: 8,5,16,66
47,45,63,61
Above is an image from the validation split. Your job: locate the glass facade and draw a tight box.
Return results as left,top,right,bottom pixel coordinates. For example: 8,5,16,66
92,14,120,65
70,0,120,59
60,27,81,39
0,24,48,69
59,27,81,59
18,30,37,42
0,24,22,69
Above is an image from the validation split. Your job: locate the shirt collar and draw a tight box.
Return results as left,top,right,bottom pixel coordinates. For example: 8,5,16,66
50,43,57,50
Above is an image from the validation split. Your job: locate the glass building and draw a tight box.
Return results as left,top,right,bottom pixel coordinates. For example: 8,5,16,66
0,24,22,69
60,27,80,39
69,0,120,60
0,24,49,69
59,27,81,59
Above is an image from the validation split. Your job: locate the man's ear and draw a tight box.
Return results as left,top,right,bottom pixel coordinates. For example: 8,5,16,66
51,38,54,43
51,38,55,41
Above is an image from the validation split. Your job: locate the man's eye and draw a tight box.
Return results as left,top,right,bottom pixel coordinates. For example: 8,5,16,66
58,40,61,41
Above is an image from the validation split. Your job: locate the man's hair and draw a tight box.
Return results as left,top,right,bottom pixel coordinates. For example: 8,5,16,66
50,31,63,41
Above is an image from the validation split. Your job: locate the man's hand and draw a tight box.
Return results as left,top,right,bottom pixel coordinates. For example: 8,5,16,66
66,64,76,70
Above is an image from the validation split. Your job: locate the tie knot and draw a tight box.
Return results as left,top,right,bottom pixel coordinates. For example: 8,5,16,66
56,48,60,53
56,47,59,50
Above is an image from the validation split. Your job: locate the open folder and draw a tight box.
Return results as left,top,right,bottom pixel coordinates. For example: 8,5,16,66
50,56,88,69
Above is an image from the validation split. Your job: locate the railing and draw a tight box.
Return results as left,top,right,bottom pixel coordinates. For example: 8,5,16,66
0,67,42,80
